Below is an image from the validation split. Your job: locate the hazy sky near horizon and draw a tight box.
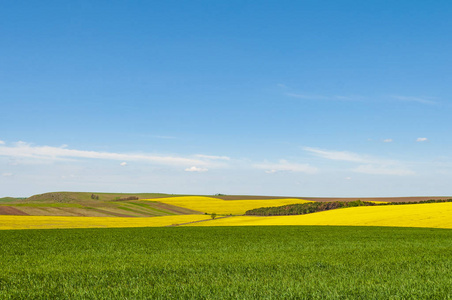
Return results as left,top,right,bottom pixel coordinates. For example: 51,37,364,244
2,1,452,197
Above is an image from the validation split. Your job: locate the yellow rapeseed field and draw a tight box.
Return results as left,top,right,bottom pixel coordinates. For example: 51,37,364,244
184,202,452,229
143,196,313,215
0,215,210,230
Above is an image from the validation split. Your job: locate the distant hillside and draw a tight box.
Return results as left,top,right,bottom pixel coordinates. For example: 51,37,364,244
0,192,200,217
2,191,452,218
0,197,25,203
26,192,172,203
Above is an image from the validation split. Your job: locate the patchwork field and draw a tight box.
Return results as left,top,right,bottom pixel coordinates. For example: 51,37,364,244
143,196,313,215
0,192,200,217
1,201,452,230
1,192,452,230
1,192,452,298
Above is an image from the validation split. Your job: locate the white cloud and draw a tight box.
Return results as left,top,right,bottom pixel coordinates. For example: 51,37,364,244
303,147,374,163
120,162,127,166
255,159,318,174
383,139,393,143
416,137,428,142
185,166,208,172
2,172,13,177
286,93,329,100
391,95,437,105
303,146,415,176
286,93,359,101
0,140,5,145
345,177,352,180
0,142,223,167
151,135,177,140
352,165,415,176
194,154,230,161
265,170,277,174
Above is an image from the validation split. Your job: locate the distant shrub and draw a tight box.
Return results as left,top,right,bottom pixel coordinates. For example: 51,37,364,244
112,196,139,201
245,200,376,216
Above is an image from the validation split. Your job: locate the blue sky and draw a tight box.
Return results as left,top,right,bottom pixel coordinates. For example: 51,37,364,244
1,1,452,197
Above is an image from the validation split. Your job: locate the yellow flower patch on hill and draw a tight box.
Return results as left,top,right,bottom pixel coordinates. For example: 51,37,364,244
143,196,312,215
185,202,452,229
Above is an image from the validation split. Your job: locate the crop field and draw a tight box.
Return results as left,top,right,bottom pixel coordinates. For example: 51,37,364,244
1,226,451,299
143,196,313,215
0,192,200,217
186,202,452,229
0,215,210,230
2,201,452,230
2,193,452,298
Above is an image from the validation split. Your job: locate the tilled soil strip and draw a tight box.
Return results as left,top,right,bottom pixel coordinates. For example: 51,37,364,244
88,208,136,217
0,206,29,215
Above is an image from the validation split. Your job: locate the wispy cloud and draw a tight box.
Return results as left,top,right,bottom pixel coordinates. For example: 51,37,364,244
2,172,13,177
302,147,377,163
278,84,362,102
151,135,177,140
0,140,5,145
383,139,393,143
120,162,127,166
254,159,318,174
185,166,208,172
352,165,415,176
391,95,437,105
286,93,329,100
0,141,224,167
286,93,359,101
416,137,428,142
194,154,230,161
303,147,414,176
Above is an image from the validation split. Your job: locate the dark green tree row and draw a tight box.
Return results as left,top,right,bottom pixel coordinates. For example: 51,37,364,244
245,199,452,216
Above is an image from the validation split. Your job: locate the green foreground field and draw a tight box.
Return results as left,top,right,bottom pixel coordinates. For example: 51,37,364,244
1,226,452,299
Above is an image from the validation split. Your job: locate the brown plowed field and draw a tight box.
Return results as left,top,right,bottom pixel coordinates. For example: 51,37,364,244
0,206,28,215
214,196,300,200
213,195,452,203
301,196,452,203
88,208,134,217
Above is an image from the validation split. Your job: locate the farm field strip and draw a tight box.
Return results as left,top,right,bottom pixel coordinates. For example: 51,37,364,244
185,202,452,229
143,196,313,215
0,215,211,230
2,199,452,230
121,203,168,216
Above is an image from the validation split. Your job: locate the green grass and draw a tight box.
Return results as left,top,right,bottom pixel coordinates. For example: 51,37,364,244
25,191,174,203
1,226,452,299
116,205,150,215
0,197,23,203
3,203,83,208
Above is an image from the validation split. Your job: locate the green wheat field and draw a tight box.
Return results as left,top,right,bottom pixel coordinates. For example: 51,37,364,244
1,226,451,299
